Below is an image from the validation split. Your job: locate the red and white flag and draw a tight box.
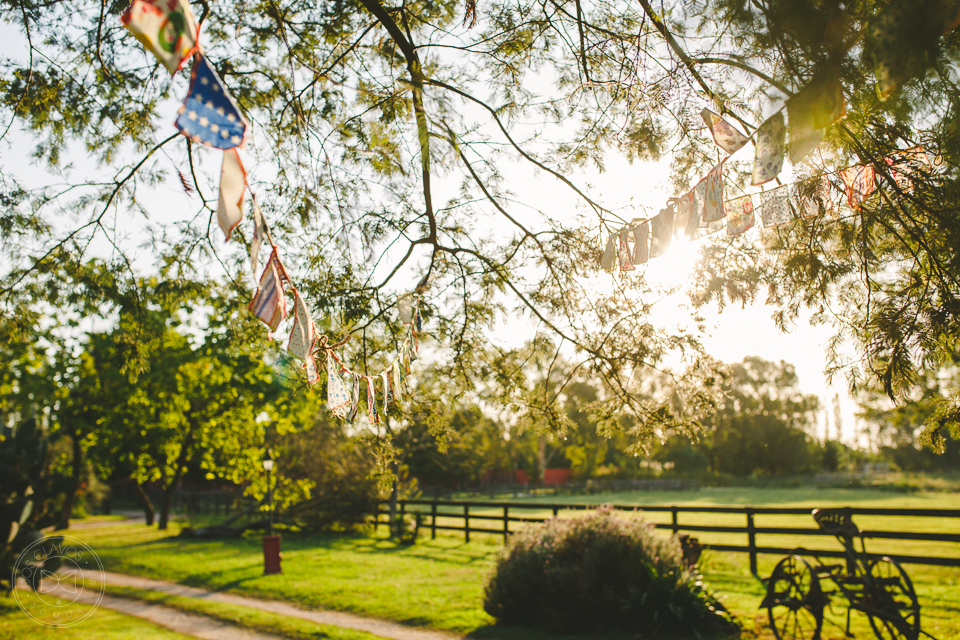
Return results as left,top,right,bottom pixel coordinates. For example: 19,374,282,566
248,250,287,332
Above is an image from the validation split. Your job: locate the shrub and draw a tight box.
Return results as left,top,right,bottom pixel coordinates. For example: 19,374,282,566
483,506,739,637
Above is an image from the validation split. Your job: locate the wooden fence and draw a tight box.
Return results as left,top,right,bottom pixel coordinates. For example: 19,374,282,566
374,498,960,574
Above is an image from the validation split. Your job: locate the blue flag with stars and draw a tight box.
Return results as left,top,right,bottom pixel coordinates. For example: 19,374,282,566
176,54,247,149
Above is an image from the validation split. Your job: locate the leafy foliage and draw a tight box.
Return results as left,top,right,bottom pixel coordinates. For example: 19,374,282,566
483,506,739,635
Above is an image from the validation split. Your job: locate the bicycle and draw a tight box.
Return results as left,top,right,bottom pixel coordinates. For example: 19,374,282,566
761,508,921,640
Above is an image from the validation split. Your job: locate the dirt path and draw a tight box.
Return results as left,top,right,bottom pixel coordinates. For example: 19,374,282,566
98,571,462,640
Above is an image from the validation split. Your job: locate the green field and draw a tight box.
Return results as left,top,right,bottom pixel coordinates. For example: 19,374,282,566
54,487,960,640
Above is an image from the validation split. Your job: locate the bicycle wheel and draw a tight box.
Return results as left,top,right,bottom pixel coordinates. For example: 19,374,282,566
765,556,824,640
866,557,920,640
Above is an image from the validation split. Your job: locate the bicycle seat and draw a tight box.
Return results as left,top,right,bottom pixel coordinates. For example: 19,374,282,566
813,508,861,538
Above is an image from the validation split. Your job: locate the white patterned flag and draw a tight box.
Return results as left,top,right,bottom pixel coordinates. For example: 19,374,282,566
327,359,352,417
175,54,248,149
287,289,315,361
217,149,246,242
700,163,726,224
701,109,749,154
121,0,199,75
725,196,755,236
248,251,287,332
751,112,786,185
632,221,649,265
381,371,393,414
759,186,794,228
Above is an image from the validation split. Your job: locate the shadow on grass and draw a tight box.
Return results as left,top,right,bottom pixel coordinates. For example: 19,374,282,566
466,623,741,640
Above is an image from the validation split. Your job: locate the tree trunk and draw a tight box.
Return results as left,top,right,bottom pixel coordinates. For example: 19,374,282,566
387,459,399,539
134,481,156,526
157,471,182,531
55,432,83,530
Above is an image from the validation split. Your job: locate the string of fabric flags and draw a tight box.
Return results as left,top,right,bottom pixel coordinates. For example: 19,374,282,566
600,137,932,272
121,0,424,424
601,0,958,273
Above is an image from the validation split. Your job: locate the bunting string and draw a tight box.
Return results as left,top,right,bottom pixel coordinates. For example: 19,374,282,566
120,0,430,424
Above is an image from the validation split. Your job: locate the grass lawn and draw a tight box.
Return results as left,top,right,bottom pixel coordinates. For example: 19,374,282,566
0,596,195,640
66,486,960,640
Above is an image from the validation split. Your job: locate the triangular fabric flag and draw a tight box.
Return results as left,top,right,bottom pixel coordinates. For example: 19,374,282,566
402,340,412,375
786,71,844,165
327,359,352,417
287,289,315,361
250,198,271,278
700,163,726,223
366,376,380,424
725,195,755,236
176,54,248,149
618,229,635,272
884,146,931,191
841,164,877,209
381,371,393,414
121,0,199,75
701,109,749,154
305,354,320,386
751,112,786,185
266,247,290,286
217,149,246,242
759,186,794,228
600,234,617,271
346,373,361,423
248,258,287,332
391,359,403,401
397,294,414,324
632,221,649,265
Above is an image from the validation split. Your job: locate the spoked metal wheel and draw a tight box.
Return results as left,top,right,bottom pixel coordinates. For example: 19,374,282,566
865,557,920,640
764,556,824,640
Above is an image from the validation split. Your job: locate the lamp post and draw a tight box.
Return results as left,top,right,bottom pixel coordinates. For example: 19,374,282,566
261,449,281,575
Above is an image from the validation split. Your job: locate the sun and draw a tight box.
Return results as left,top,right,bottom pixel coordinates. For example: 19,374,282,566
644,236,702,290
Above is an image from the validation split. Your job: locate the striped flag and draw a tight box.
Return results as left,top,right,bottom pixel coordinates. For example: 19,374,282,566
121,0,199,75
248,251,287,332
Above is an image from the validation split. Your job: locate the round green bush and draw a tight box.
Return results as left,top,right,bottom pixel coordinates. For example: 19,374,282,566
483,506,740,636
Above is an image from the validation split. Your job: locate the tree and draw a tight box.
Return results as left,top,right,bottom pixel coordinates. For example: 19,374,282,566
2,0,960,452
703,357,823,477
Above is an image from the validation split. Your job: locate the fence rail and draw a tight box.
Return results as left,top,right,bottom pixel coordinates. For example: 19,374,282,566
374,498,960,573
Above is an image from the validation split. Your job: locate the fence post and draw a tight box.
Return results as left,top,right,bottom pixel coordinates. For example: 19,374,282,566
431,500,437,540
464,504,470,543
746,507,758,576
671,506,679,535
503,505,509,542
